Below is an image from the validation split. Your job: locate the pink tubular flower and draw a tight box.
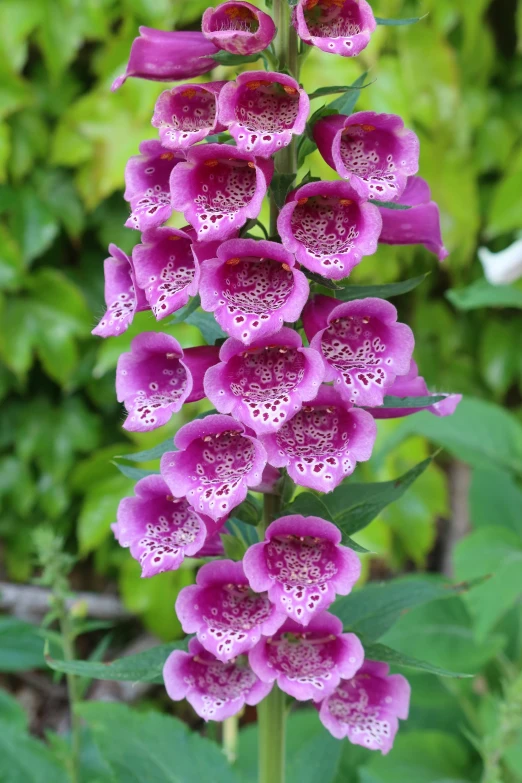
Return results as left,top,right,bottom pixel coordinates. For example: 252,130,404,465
293,0,376,57
199,238,309,345
366,360,462,419
313,112,419,202
116,332,219,432
304,295,414,407
160,414,267,521
152,82,227,151
112,475,216,577
202,1,276,55
249,613,364,701
243,515,361,624
164,637,271,721
260,385,376,492
277,181,382,280
112,28,219,91
124,140,183,232
378,176,449,261
318,660,410,753
218,71,310,158
176,559,285,662
169,144,273,242
92,244,148,338
204,329,324,436
132,226,201,320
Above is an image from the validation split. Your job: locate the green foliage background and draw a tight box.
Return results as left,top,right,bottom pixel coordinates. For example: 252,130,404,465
1,0,522,780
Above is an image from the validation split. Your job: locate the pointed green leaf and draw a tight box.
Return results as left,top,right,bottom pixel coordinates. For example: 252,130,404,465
337,273,429,301
362,642,472,678
375,14,428,26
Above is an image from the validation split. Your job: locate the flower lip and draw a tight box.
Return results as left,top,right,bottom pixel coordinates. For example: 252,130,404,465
152,81,227,151
277,180,382,280
199,237,309,345
169,143,273,242
293,0,376,57
218,70,310,158
92,244,148,338
204,328,325,435
202,1,276,55
314,111,420,202
124,140,183,232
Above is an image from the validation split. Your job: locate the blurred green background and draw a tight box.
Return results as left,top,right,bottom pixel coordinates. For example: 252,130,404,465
1,0,522,781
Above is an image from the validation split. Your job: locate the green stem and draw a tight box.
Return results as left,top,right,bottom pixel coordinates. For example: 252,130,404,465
258,684,287,783
223,714,239,763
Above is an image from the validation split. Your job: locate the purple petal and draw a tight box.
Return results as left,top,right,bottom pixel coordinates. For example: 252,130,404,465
202,2,276,55
293,0,376,57
92,244,148,338
124,141,183,232
152,82,227,151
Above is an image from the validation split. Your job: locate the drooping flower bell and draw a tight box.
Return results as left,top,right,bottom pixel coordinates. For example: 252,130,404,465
202,1,276,55
112,28,220,91
199,238,309,345
164,637,271,721
366,360,462,419
160,414,267,521
249,613,364,701
170,143,273,242
292,0,376,57
277,181,382,280
176,559,286,662
304,295,414,407
204,329,324,436
92,244,148,338
243,515,361,623
260,385,376,491
116,332,219,431
124,140,183,232
152,82,227,151
318,660,411,753
378,176,449,261
313,112,419,202
133,226,202,320
218,71,310,158
112,475,218,577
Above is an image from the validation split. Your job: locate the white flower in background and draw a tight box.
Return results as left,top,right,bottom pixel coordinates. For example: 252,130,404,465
478,238,522,285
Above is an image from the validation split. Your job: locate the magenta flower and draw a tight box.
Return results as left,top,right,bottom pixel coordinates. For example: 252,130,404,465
152,82,227,151
112,28,219,91
318,660,410,753
132,226,201,320
202,1,276,55
260,385,376,492
112,475,216,577
197,531,226,558
243,515,361,624
164,638,271,721
199,238,309,345
170,144,273,242
313,112,419,202
116,332,219,432
249,612,364,701
160,414,267,521
92,244,148,338
176,559,285,662
366,360,462,419
304,295,414,407
379,176,449,261
277,181,382,280
124,140,183,232
293,0,376,57
218,71,310,158
204,329,324,436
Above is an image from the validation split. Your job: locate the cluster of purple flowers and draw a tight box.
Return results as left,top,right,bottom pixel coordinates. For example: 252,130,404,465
93,0,461,755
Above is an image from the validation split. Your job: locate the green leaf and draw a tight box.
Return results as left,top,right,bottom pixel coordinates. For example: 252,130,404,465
362,642,472,678
221,533,248,561
332,575,474,641
0,722,69,783
78,473,135,555
303,269,343,290
112,462,157,481
371,199,412,210
212,51,261,65
0,617,45,671
380,395,445,408
375,15,428,26
336,273,429,301
9,187,59,263
185,310,227,345
270,172,296,209
307,81,373,101
167,294,201,325
285,456,434,541
115,438,176,463
469,467,522,536
479,320,519,396
79,702,241,783
327,72,369,115
46,642,185,684
446,278,522,310
234,493,262,525
0,690,27,729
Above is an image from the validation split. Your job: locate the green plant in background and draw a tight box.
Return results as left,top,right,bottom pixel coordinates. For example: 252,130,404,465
0,0,522,782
